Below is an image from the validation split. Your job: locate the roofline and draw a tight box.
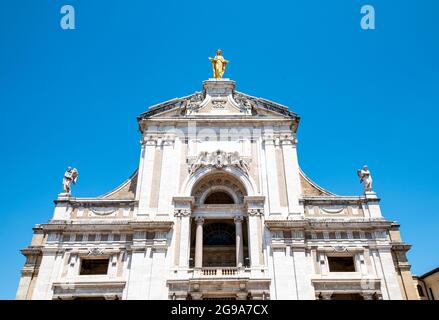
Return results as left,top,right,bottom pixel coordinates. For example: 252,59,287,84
97,169,138,199
419,266,439,279
136,90,300,124
299,167,337,196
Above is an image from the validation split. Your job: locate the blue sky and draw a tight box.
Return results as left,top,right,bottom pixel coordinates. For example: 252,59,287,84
0,0,438,299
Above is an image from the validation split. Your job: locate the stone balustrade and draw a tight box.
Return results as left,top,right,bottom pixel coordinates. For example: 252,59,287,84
193,267,248,277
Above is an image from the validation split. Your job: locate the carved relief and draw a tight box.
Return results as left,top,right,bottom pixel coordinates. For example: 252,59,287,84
211,99,227,109
320,206,346,214
89,207,118,216
304,205,364,217
332,246,348,253
185,92,205,115
188,150,251,175
233,93,254,113
88,248,104,256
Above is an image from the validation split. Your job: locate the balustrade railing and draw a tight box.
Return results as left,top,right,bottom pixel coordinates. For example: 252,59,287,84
193,267,247,277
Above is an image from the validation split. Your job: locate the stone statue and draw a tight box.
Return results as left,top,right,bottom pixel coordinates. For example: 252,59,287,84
189,152,209,174
186,93,204,115
208,49,229,78
357,165,373,192
230,151,250,173
234,93,253,113
230,151,241,167
62,166,78,194
238,158,250,173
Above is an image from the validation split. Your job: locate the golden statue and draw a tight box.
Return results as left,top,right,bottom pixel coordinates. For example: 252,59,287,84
209,49,229,78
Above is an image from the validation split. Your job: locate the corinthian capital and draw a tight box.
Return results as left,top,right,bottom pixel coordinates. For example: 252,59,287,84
163,134,176,146
248,209,263,216
143,135,158,146
195,216,205,225
262,135,275,145
174,208,191,217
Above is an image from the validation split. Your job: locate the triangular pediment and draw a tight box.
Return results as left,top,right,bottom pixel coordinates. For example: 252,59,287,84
137,79,299,122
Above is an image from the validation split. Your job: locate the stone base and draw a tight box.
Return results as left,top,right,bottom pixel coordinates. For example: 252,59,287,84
365,191,377,199
57,193,71,200
203,78,235,96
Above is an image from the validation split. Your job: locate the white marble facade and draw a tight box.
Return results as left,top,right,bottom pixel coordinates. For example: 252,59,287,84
16,78,416,300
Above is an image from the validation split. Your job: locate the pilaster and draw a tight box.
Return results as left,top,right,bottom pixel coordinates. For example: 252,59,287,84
262,133,281,215
31,248,58,299
173,197,194,269
136,136,158,217
157,134,178,216
280,136,302,216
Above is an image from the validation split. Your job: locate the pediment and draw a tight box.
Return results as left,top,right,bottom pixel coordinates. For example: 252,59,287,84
137,79,299,122
190,95,248,116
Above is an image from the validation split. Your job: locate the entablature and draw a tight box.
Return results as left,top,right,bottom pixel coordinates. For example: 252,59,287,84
40,220,173,233
265,218,392,230
55,198,136,207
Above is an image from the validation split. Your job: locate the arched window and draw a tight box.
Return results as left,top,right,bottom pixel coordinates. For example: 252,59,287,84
191,173,246,205
417,285,425,297
204,192,234,204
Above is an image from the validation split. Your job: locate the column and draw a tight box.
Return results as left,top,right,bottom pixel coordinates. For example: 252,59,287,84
195,217,204,269
234,216,244,268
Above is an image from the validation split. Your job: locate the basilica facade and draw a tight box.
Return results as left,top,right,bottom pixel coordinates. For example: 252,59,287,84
16,76,418,300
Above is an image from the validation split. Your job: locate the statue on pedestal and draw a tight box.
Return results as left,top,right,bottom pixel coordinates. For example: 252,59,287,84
357,165,373,193
62,166,78,194
209,49,229,79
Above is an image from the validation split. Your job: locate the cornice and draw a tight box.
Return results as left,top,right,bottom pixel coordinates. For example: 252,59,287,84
265,219,393,230
40,220,173,232
301,195,380,205
55,198,137,207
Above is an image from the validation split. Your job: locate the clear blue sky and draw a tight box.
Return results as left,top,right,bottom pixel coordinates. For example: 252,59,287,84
0,0,438,299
